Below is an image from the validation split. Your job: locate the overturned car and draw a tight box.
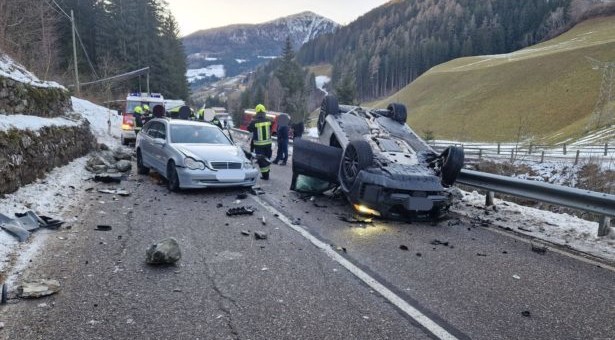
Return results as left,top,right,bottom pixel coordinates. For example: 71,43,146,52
291,96,464,220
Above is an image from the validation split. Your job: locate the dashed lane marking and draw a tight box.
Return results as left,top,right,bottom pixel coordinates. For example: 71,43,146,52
251,195,459,340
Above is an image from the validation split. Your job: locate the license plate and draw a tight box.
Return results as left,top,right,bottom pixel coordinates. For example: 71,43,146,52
216,172,244,182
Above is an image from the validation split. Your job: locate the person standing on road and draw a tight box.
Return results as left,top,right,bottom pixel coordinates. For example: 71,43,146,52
133,105,144,135
196,107,205,121
248,104,272,180
272,113,289,165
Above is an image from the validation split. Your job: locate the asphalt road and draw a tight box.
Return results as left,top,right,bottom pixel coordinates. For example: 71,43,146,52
1,151,614,340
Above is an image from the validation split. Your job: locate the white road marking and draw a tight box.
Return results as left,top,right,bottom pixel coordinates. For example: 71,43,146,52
251,195,459,340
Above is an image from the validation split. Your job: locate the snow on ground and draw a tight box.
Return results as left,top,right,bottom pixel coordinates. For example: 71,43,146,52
71,96,122,145
235,59,247,64
1,97,122,274
452,190,615,262
0,114,80,131
315,75,330,95
0,53,64,89
257,55,278,59
186,65,226,82
307,127,319,138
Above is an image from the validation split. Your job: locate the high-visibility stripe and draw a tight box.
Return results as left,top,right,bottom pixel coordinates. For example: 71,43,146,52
254,121,271,144
260,166,270,173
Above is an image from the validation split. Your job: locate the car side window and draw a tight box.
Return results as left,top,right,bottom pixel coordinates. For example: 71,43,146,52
158,123,167,140
142,121,152,134
147,122,159,138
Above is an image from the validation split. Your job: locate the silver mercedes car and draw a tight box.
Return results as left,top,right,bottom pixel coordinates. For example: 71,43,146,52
136,118,258,191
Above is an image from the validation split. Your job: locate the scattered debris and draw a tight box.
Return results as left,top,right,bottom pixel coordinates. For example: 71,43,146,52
146,238,182,265
93,174,123,183
97,188,130,196
95,225,112,231
240,230,250,236
114,160,132,172
261,216,266,225
521,311,531,317
17,279,61,298
250,186,266,195
416,252,422,257
216,203,223,208
254,231,268,240
261,267,269,271
518,226,533,232
226,207,255,216
1,283,7,304
339,215,373,224
476,253,487,257
0,211,64,241
291,218,301,225
399,245,409,251
173,288,182,293
0,321,4,329
448,219,462,226
236,193,248,199
430,239,450,247
513,275,521,280
531,243,548,255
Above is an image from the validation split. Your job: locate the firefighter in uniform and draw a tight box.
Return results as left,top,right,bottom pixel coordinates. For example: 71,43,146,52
133,105,144,135
248,104,272,180
196,108,205,121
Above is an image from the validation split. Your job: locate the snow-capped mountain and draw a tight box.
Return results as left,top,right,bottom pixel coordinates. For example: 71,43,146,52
182,11,338,86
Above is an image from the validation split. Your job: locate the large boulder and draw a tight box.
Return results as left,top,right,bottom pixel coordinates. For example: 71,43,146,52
146,238,181,265
114,160,132,172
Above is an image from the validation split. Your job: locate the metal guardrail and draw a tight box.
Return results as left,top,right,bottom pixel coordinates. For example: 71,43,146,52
230,128,614,236
457,169,615,236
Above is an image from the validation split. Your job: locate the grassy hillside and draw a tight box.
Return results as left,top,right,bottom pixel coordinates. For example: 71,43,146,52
372,16,615,143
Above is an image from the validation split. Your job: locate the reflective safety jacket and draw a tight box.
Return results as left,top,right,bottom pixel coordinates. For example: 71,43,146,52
248,113,272,147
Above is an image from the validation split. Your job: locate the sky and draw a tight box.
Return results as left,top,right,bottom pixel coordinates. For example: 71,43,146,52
166,0,391,37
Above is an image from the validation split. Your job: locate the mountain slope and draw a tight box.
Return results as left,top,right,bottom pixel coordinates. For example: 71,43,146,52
372,16,615,143
183,11,338,83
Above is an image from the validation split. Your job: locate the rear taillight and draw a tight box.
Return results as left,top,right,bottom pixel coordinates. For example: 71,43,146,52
122,114,134,130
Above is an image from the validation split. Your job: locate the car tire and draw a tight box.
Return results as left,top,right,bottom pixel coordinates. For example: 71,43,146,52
339,139,373,190
440,146,464,187
318,95,340,135
136,150,149,175
387,103,407,124
121,136,127,146
167,161,180,192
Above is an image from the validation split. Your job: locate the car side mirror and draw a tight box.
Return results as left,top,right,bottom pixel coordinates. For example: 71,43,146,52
154,138,166,146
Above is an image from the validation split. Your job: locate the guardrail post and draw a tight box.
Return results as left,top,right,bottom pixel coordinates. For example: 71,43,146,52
540,151,545,163
574,150,580,165
563,143,567,155
485,191,495,206
497,143,501,154
510,149,514,162
529,143,533,155
605,143,609,156
478,149,482,160
598,216,611,237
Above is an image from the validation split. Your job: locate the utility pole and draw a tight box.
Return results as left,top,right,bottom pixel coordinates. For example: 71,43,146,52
71,10,80,96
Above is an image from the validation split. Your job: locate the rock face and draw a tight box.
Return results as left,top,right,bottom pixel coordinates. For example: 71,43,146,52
0,77,71,117
0,122,96,195
146,238,182,265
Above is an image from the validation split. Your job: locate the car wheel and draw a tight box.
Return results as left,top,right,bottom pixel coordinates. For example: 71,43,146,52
387,103,407,124
339,139,373,190
121,135,127,146
167,161,180,192
136,150,149,175
318,95,340,135
440,146,464,187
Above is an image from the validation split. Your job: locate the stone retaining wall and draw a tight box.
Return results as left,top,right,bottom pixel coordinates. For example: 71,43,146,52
0,76,71,117
0,122,96,195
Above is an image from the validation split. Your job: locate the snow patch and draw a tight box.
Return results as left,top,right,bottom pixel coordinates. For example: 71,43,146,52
186,65,226,82
0,53,64,89
0,114,80,132
71,97,122,146
235,59,247,64
315,75,330,95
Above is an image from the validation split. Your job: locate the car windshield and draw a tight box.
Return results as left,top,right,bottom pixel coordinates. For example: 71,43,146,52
170,124,231,145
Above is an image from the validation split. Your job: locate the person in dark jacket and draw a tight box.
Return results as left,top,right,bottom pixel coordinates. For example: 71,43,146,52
247,104,272,180
272,113,290,165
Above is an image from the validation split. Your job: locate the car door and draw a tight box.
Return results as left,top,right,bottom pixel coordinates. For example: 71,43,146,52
290,139,342,193
149,122,168,173
141,121,159,169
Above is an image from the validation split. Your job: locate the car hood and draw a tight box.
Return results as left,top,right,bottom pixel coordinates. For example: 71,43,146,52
174,144,245,163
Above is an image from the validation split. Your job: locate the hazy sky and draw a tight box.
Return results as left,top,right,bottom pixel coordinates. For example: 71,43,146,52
166,0,391,37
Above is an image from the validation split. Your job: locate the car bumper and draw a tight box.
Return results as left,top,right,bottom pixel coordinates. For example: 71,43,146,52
346,171,449,219
121,130,136,140
176,167,259,188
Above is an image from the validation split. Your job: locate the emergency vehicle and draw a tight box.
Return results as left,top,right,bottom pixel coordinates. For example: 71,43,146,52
239,109,290,137
121,93,165,145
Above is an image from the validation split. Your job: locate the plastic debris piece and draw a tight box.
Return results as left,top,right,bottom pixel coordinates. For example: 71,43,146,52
513,275,521,280
95,225,113,231
1,283,7,304
240,230,250,236
399,245,409,251
97,188,130,196
254,231,268,240
226,207,255,216
521,311,531,317
18,279,61,298
93,174,123,183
